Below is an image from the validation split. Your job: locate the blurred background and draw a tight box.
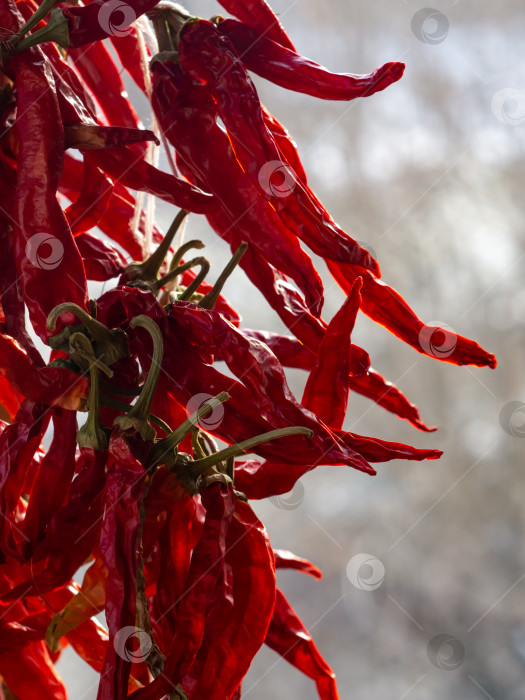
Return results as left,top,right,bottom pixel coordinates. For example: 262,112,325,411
57,0,525,697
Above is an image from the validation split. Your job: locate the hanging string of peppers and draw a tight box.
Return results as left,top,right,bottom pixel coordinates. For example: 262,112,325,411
0,0,496,697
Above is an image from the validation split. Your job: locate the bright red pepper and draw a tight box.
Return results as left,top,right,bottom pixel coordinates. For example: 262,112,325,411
217,17,404,100
302,278,362,429
217,0,296,50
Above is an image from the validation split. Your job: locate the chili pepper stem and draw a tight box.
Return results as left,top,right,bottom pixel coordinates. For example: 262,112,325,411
188,426,313,477
114,316,163,442
125,209,188,284
153,256,210,294
13,8,70,53
72,334,107,451
47,302,128,366
11,0,61,44
100,393,171,434
150,392,230,467
169,239,203,272
199,241,248,310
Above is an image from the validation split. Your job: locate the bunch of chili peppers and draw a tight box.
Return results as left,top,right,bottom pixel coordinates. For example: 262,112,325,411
0,0,496,697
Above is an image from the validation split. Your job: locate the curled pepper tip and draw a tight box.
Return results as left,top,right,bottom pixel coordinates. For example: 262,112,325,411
388,61,406,79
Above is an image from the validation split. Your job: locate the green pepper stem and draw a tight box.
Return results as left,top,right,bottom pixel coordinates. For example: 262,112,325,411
189,426,313,476
11,0,61,44
100,394,171,435
199,242,248,310
47,302,128,367
72,334,107,451
125,210,188,284
114,316,164,442
169,239,203,272
13,8,70,53
153,256,209,294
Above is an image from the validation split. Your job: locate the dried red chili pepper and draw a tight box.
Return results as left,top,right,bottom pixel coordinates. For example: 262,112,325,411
76,231,128,282
110,28,149,94
68,41,142,130
179,20,380,276
266,589,340,700
217,17,404,100
89,146,216,215
152,60,325,316
328,263,497,368
302,278,362,429
130,481,235,699
348,368,437,432
11,44,89,339
0,333,88,410
217,0,295,50
64,154,113,236
181,500,276,700
274,549,323,579
65,124,158,150
0,640,67,699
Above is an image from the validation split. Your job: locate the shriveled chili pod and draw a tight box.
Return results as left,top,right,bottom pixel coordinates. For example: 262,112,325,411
329,263,497,369
302,278,362,429
217,18,404,101
265,589,340,700
274,549,323,579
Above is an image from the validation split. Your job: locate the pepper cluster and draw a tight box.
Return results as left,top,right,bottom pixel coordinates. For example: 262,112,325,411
0,0,496,697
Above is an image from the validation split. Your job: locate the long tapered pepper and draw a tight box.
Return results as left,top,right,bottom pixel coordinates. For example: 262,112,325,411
266,589,340,700
302,278,362,429
217,18,404,100
152,59,325,316
181,500,276,699
179,20,380,276
329,263,497,368
274,549,323,579
89,147,216,215
12,46,89,339
130,481,235,699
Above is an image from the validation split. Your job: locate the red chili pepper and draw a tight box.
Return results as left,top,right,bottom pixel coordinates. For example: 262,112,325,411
20,407,77,552
76,231,128,281
63,154,113,236
265,589,339,700
348,368,437,432
0,332,89,410
89,146,216,215
328,263,497,368
217,18,404,100
181,500,276,700
0,640,67,699
217,0,296,50
302,278,362,429
97,427,147,700
262,105,307,184
241,329,370,377
179,20,380,276
274,549,323,579
130,481,235,699
60,153,160,260
152,60,325,316
109,28,149,94
12,46,89,339
68,41,142,130
65,124,158,150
